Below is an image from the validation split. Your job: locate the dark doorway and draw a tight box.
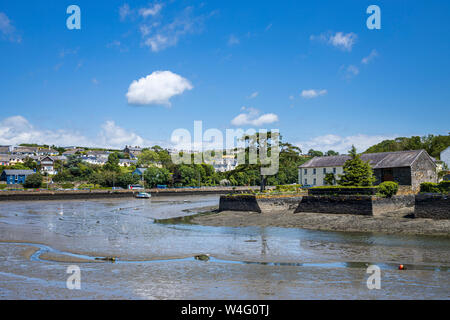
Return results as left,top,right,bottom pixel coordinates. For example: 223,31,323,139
381,168,394,182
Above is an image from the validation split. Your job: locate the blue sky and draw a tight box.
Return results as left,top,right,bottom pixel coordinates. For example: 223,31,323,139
0,0,449,153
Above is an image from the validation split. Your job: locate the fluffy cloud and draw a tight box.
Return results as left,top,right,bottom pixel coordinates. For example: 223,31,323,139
0,116,154,149
310,32,357,51
362,49,378,64
231,107,279,127
126,71,193,106
301,89,327,99
295,134,397,154
0,12,21,43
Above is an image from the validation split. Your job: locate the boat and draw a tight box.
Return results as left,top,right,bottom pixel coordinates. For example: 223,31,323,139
135,192,151,199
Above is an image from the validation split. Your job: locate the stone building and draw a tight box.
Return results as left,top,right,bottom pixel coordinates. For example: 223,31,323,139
299,149,437,190
441,146,450,168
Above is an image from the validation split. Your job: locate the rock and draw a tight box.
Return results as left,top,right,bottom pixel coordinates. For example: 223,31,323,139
95,256,117,262
194,254,210,261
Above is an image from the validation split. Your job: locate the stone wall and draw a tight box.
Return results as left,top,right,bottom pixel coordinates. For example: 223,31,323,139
219,196,303,213
294,195,373,215
411,152,438,191
414,193,450,219
372,195,415,216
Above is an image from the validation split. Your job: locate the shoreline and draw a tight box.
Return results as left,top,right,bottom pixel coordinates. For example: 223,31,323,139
190,209,450,237
0,186,259,201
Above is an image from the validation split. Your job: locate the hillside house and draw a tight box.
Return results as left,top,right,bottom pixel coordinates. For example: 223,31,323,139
0,169,35,184
441,147,450,168
299,149,437,190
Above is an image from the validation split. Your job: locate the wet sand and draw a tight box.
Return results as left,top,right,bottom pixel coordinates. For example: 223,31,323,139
192,210,450,237
0,196,449,299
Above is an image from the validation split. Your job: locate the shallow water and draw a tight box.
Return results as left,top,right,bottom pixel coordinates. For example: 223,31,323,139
0,195,449,299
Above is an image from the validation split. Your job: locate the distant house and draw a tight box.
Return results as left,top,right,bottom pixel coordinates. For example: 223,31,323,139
80,150,110,165
123,146,142,159
38,156,57,175
12,146,39,156
37,148,59,156
299,149,437,190
441,147,450,168
212,155,239,172
119,159,137,167
62,148,84,156
0,145,12,154
132,168,147,180
0,169,35,184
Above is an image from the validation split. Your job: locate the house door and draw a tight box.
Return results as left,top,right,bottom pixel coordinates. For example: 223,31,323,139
382,168,394,182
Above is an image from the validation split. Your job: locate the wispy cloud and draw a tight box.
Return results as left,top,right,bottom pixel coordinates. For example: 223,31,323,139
296,133,397,154
301,89,327,99
118,3,215,52
126,71,193,106
227,34,240,46
362,49,378,64
139,3,163,18
231,107,279,127
248,91,259,99
310,31,357,51
0,12,21,43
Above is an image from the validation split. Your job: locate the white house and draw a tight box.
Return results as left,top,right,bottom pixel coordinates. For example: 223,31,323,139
212,155,239,172
441,146,450,168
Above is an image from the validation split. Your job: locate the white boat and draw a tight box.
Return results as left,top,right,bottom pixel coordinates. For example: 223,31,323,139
135,192,151,199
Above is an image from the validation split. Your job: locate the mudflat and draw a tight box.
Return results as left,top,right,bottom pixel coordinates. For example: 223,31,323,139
192,210,450,237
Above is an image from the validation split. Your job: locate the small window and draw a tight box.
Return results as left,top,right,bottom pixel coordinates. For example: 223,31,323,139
333,168,336,173
313,168,316,175
313,178,316,185
304,169,307,174
304,179,307,185
323,168,326,174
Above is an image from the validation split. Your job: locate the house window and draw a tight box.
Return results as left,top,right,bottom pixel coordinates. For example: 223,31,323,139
313,168,316,175
304,179,307,185
304,169,307,174
313,178,316,185
323,168,326,174
333,168,336,173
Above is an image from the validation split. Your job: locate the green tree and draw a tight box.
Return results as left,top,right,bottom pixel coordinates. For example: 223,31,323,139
324,173,336,185
137,149,160,167
338,146,376,186
325,150,339,156
104,153,120,172
308,149,324,157
143,167,171,188
23,173,43,188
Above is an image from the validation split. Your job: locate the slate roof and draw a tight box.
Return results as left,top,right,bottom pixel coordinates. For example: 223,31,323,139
2,170,35,175
299,150,433,169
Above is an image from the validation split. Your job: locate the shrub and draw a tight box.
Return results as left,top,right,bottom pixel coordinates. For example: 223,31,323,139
61,182,75,189
377,181,399,198
23,173,43,188
420,182,441,193
438,181,450,193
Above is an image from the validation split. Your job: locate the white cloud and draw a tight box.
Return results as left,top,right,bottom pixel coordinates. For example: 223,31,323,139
248,91,259,99
0,116,155,149
228,34,240,46
343,65,359,79
295,134,397,154
119,4,132,21
362,49,378,64
138,6,208,52
310,31,357,51
139,4,163,18
301,89,327,99
231,107,279,127
0,12,21,43
126,71,193,106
